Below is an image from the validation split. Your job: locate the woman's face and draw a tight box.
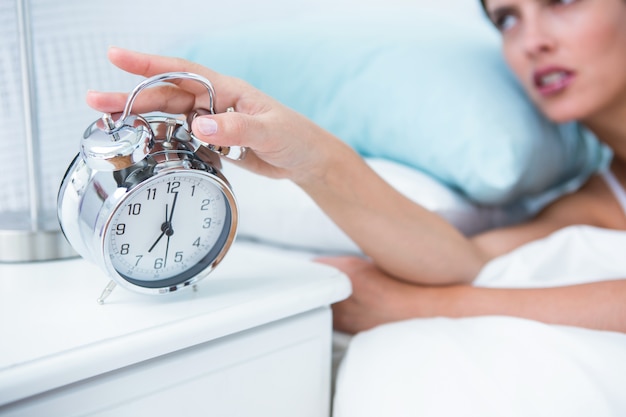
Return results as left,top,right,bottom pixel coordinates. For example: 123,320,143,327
484,0,626,124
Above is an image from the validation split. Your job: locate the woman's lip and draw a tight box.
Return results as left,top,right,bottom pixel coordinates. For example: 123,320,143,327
533,67,576,97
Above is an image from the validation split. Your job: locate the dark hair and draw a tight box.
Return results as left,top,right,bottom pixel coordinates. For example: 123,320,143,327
479,0,494,25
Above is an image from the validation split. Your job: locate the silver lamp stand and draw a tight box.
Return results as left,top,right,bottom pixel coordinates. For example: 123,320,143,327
0,0,76,262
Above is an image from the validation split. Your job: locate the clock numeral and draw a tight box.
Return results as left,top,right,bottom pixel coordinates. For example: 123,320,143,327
203,218,212,228
146,188,157,200
154,258,164,269
201,199,210,210
175,251,183,263
135,255,143,266
115,223,126,235
191,185,196,197
127,203,141,216
120,243,130,255
167,181,180,194
192,237,200,247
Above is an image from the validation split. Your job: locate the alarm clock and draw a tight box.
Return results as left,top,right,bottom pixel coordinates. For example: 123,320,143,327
57,72,245,303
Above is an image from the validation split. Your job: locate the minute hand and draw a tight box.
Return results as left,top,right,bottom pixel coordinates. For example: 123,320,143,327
163,192,177,267
168,192,178,229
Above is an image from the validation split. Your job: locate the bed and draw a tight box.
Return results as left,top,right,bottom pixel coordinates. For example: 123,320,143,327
330,225,626,417
226,160,626,416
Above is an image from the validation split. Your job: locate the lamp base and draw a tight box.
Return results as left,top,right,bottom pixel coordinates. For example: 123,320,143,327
0,211,77,262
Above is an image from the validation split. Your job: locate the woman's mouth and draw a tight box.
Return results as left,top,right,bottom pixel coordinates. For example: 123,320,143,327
533,68,575,97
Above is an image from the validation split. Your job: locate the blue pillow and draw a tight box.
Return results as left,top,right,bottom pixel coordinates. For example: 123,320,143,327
181,9,606,205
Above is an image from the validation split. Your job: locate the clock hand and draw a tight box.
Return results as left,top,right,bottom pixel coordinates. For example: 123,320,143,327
164,233,170,267
163,194,177,265
148,230,165,253
148,204,169,253
168,192,178,232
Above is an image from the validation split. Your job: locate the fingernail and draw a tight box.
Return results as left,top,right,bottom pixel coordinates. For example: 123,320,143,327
195,117,218,136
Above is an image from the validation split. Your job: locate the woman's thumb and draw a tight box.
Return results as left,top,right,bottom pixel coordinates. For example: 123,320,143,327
192,114,255,149
193,116,219,137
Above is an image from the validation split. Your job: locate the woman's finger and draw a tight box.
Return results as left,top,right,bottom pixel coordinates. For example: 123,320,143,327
107,46,245,112
87,84,197,115
108,46,213,80
85,91,129,114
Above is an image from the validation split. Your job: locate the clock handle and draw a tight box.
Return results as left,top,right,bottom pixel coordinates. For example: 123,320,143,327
103,71,247,161
116,72,217,125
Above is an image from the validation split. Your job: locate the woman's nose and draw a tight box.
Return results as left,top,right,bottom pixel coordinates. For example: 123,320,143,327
521,19,556,58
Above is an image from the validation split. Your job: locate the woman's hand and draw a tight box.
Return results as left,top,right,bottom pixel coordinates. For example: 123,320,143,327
317,256,443,334
86,47,346,183
321,255,626,334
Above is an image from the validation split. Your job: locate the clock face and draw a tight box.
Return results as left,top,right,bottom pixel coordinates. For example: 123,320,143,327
104,170,234,289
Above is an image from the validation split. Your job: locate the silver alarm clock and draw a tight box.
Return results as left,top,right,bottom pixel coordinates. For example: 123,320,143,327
58,72,245,303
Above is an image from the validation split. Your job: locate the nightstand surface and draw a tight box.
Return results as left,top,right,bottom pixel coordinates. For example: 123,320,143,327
0,241,351,411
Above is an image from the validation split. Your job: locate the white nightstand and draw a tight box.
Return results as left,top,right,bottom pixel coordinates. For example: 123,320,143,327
0,241,351,417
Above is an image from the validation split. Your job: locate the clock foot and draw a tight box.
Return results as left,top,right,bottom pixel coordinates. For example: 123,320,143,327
97,280,117,304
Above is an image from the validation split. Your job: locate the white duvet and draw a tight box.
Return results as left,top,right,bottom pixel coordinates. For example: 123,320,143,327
332,225,626,417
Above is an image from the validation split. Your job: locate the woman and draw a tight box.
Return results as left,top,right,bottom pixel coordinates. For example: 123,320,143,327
87,0,626,335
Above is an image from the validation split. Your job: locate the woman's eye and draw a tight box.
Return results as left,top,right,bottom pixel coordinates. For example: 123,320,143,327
494,13,518,32
549,0,576,5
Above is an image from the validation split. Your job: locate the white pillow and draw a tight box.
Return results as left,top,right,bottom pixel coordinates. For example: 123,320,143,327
224,158,522,254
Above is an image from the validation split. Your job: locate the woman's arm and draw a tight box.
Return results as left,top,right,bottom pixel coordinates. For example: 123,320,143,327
295,140,491,283
87,48,606,286
87,48,490,284
323,256,626,334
